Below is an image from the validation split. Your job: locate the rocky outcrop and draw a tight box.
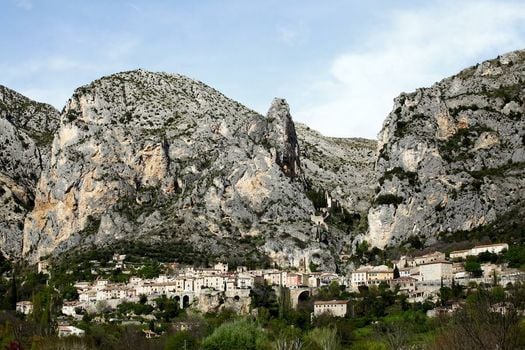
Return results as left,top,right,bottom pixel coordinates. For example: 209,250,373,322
296,124,377,214
0,86,59,257
9,49,523,266
266,98,301,178
21,70,331,266
367,50,525,248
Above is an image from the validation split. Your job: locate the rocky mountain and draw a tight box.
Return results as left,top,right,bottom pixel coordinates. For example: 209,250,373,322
0,86,60,258
2,49,523,269
367,50,525,248
19,70,375,270
297,124,377,215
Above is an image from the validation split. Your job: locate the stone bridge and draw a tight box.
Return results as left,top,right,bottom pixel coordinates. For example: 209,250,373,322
273,286,315,309
289,287,314,309
166,292,195,309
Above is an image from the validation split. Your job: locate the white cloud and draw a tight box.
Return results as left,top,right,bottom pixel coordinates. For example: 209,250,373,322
296,1,525,138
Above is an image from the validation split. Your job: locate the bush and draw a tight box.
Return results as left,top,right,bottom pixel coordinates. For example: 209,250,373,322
464,258,482,277
165,330,197,350
374,194,404,207
505,246,525,269
305,327,340,350
201,320,268,350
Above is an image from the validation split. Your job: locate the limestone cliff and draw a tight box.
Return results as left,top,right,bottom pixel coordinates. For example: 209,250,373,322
9,49,523,266
0,86,59,257
266,98,301,178
367,50,525,248
20,70,373,269
296,124,377,215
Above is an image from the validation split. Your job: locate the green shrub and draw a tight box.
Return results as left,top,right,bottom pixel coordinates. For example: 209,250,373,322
305,327,340,350
378,167,418,186
164,330,197,350
374,194,404,207
201,319,268,350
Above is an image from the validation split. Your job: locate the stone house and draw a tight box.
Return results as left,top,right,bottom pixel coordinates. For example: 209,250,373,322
313,300,349,318
418,261,452,281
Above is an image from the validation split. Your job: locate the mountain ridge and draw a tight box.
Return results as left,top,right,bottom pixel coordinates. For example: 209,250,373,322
0,49,523,270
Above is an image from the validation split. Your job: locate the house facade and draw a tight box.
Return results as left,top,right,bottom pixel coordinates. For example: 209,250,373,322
313,300,349,317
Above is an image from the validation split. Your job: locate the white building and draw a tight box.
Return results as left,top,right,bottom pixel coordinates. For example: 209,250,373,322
236,274,254,289
367,266,394,286
214,262,228,273
202,275,225,290
313,300,349,317
414,252,446,266
236,266,248,273
418,261,452,281
264,271,286,286
449,249,470,260
390,277,417,294
58,325,85,337
16,301,33,315
307,274,321,288
470,243,508,256
398,268,412,278
62,301,84,316
350,266,371,289
450,243,508,260
37,260,50,275
350,265,393,289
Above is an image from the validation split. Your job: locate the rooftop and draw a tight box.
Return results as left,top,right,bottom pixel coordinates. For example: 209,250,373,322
314,300,349,305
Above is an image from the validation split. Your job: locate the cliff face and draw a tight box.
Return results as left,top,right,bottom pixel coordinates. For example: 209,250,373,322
367,50,525,248
296,124,377,215
0,86,60,257
6,48,523,266
20,70,376,269
266,98,302,178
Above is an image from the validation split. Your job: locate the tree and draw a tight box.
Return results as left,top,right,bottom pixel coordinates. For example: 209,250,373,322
32,287,57,336
139,262,160,279
202,320,268,350
9,267,17,310
450,278,463,299
316,281,343,301
439,286,452,306
250,281,279,317
61,284,79,301
464,258,482,277
431,288,523,350
374,319,410,350
165,330,197,350
273,326,303,350
155,295,180,321
504,246,525,268
393,266,400,279
305,327,340,350
95,300,111,314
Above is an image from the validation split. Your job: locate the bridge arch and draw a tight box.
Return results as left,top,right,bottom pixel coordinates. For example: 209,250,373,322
289,288,312,309
182,295,190,308
298,290,310,302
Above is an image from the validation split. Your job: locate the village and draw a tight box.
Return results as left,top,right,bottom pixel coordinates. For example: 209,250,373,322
15,241,525,338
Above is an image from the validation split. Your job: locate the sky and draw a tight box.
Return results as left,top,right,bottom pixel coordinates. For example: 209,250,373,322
1,0,525,138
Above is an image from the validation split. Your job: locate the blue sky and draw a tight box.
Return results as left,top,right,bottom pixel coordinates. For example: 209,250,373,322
1,0,525,138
